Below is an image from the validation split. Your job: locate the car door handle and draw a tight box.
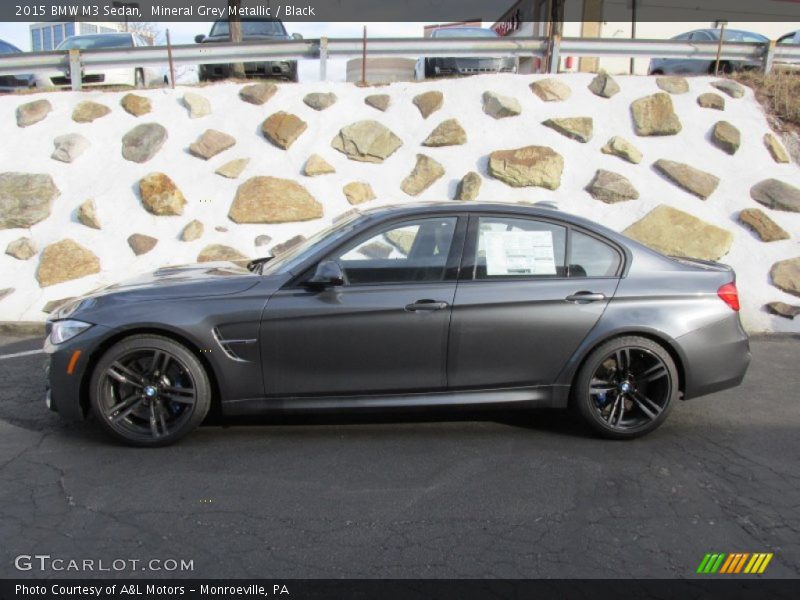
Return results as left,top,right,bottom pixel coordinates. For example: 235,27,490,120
565,291,606,303
405,300,449,312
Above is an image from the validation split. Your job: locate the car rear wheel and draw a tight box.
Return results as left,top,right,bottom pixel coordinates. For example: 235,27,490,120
89,335,211,447
573,336,677,439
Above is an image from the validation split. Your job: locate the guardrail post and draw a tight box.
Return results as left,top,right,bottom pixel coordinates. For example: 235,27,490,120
763,39,776,74
548,34,561,74
319,36,328,81
69,49,82,91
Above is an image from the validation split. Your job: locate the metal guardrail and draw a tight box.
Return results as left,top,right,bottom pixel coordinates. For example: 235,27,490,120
0,35,797,90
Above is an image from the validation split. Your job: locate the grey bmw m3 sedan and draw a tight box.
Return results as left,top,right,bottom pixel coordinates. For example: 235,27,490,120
44,202,750,446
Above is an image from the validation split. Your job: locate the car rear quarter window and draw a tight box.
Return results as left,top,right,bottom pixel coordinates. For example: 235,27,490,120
473,217,567,279
568,230,621,278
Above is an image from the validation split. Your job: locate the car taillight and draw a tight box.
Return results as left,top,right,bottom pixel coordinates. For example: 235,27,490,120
717,282,740,311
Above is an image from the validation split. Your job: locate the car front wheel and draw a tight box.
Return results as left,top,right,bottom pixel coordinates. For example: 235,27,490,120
89,335,211,447
573,336,678,439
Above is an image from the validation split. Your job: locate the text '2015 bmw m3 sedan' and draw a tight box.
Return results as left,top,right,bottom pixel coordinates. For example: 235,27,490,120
44,203,750,446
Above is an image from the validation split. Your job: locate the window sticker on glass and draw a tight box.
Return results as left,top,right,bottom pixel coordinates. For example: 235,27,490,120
483,231,556,276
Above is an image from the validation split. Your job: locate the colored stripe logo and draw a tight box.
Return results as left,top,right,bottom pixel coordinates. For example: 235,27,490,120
696,552,773,574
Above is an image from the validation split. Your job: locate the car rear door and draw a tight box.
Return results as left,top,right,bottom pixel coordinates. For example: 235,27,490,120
447,215,623,390
260,214,466,396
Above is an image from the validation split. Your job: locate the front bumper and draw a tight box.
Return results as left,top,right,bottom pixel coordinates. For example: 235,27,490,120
44,322,113,421
34,68,134,88
431,57,516,76
199,61,296,80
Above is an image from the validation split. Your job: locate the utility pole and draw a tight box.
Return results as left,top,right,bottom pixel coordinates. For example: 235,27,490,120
630,0,637,74
228,0,245,79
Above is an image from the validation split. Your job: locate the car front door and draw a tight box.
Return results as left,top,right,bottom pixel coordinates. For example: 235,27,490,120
260,215,465,396
448,215,623,390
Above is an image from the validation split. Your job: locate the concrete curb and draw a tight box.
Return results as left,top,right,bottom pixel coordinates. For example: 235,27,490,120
0,322,46,336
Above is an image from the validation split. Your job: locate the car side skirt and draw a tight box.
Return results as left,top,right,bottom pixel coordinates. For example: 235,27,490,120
222,384,570,416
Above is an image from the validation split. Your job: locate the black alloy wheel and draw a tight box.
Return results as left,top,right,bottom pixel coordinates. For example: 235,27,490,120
574,336,678,439
90,335,211,446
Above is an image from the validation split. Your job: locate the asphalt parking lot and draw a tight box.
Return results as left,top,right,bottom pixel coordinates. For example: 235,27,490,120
0,334,798,579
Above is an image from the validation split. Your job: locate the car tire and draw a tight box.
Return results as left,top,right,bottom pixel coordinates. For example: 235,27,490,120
89,335,211,447
573,336,678,440
134,68,145,88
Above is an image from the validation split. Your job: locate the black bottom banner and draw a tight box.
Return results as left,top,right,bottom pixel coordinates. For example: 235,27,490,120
1,579,799,600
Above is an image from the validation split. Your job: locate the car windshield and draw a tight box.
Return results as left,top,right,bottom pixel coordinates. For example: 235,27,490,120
210,19,287,37
710,29,768,43
0,40,21,53
57,34,133,50
433,28,498,38
261,213,365,276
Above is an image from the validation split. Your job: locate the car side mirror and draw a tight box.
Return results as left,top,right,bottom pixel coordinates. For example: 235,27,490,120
292,32,303,40
194,34,206,44
307,261,344,288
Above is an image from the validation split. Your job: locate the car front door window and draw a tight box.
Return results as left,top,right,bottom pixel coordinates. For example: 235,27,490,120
332,217,458,285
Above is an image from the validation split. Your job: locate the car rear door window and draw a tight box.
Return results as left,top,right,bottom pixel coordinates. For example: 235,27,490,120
333,217,457,285
473,217,567,279
568,230,622,278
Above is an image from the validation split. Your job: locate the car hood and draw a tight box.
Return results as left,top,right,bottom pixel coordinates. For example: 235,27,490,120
51,261,264,319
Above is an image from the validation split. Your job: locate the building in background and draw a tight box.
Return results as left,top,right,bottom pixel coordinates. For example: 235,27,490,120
492,0,800,74
30,22,123,51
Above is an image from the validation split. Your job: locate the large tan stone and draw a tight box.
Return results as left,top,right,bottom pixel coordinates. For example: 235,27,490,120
121,93,151,117
139,173,187,216
0,172,59,229
455,172,481,201
543,117,593,143
711,79,745,99
303,154,336,176
183,92,211,118
331,120,403,163
5,237,37,260
585,170,639,203
261,112,307,150
738,208,789,242
197,244,248,263
229,177,322,224
76,199,101,229
16,99,52,127
623,205,733,261
72,101,111,123
215,158,249,179
488,146,563,190
401,154,445,196
412,91,443,118
653,159,719,199
631,92,682,136
750,179,800,212
365,94,390,111
764,133,790,163
422,119,467,147
122,123,167,163
601,136,642,164
303,92,337,111
189,129,236,160
36,239,100,287
127,233,158,256
482,91,521,119
711,121,740,155
343,182,376,205
180,219,204,242
656,76,689,94
530,78,571,101
697,93,725,111
770,257,800,297
588,72,620,98
239,82,278,105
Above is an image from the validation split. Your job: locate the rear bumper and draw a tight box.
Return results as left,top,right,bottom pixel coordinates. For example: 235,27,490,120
677,313,751,400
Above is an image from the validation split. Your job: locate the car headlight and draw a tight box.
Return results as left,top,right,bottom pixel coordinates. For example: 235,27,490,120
50,320,93,345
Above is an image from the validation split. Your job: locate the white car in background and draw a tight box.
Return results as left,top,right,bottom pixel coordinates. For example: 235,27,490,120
34,32,162,89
